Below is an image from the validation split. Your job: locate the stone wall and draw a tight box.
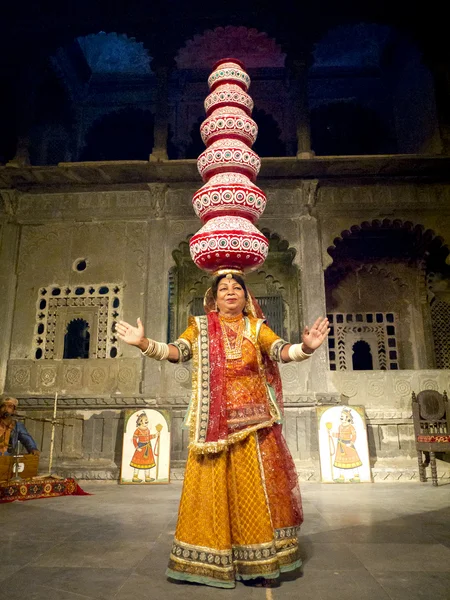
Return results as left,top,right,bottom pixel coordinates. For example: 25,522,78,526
1,160,450,481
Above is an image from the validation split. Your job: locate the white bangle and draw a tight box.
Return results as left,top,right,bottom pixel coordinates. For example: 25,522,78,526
141,338,170,361
288,343,312,362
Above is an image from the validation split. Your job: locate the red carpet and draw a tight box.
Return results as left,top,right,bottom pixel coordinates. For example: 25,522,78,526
0,477,91,503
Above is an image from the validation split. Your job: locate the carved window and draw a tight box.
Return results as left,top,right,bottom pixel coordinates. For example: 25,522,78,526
34,285,122,359
431,299,450,369
327,312,399,371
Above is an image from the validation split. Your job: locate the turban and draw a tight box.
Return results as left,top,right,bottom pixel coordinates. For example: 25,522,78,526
1,397,18,407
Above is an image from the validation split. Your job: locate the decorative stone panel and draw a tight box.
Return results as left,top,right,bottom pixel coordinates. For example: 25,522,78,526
5,358,141,396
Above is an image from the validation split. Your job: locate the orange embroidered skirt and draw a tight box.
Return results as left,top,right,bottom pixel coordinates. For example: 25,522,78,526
167,428,303,588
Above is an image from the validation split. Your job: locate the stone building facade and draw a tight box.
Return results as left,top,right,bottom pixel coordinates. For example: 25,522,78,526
2,155,450,481
2,17,450,482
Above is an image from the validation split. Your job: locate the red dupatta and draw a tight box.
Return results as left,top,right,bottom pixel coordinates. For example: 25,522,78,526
204,312,229,443
198,289,285,448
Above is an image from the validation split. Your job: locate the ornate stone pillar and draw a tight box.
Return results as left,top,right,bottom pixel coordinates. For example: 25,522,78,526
416,263,437,369
140,184,171,398
289,55,314,159
149,59,172,162
0,191,20,391
297,181,331,393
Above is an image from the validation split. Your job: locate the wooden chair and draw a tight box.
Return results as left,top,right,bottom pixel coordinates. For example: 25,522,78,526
412,389,450,486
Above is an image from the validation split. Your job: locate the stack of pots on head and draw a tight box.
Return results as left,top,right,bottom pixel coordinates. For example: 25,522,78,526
189,59,269,275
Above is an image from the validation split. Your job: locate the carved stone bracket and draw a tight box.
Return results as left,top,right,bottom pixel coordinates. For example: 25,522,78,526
301,179,319,214
0,189,19,217
146,183,168,217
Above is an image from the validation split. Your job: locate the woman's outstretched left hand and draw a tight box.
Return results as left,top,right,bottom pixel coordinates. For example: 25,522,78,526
302,317,330,352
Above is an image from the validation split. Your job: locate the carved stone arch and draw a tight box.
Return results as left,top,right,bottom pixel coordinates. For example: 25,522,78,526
312,22,396,71
326,263,410,313
47,31,155,118
75,32,154,75
259,228,297,263
175,26,287,69
248,269,286,294
326,218,450,274
324,219,446,370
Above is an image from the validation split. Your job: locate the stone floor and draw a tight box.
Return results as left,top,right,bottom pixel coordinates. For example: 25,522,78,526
1,481,450,600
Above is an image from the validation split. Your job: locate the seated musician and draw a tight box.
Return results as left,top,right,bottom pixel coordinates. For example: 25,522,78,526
0,397,40,456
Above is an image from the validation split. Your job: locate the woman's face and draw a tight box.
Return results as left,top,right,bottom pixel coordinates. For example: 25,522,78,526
215,278,246,316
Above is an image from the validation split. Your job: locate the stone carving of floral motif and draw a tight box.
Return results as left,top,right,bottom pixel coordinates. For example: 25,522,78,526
420,378,439,391
340,378,359,398
174,367,190,384
11,366,31,387
90,368,106,385
367,376,385,397
40,366,57,387
65,367,82,386
118,367,133,385
393,378,412,397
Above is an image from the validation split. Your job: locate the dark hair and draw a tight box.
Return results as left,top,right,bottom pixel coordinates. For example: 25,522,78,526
136,411,148,426
212,274,248,300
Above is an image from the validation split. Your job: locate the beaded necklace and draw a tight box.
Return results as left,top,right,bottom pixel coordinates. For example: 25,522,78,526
219,313,244,360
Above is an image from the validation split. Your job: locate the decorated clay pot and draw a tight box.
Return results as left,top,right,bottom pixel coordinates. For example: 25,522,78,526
208,58,251,92
204,83,254,116
197,138,261,182
192,173,266,223
200,106,258,147
189,216,269,273
190,58,270,275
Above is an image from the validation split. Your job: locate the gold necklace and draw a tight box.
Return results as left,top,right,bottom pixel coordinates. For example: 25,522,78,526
219,314,244,359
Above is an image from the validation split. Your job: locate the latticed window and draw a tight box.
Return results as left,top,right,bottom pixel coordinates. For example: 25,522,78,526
431,299,450,369
34,285,122,359
256,296,284,338
190,297,204,317
327,312,399,371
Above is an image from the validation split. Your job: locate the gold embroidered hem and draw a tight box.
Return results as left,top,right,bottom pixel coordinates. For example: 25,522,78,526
167,431,302,588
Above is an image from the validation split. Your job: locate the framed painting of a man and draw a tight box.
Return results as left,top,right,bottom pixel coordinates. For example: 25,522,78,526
120,408,170,484
317,405,372,483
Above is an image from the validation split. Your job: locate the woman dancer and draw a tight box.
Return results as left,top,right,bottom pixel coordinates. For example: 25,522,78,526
117,272,329,588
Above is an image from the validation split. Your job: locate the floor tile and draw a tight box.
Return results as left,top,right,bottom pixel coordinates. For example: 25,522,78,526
352,543,450,572
371,570,450,600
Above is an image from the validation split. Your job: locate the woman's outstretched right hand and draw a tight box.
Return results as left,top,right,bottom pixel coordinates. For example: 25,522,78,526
116,318,146,347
